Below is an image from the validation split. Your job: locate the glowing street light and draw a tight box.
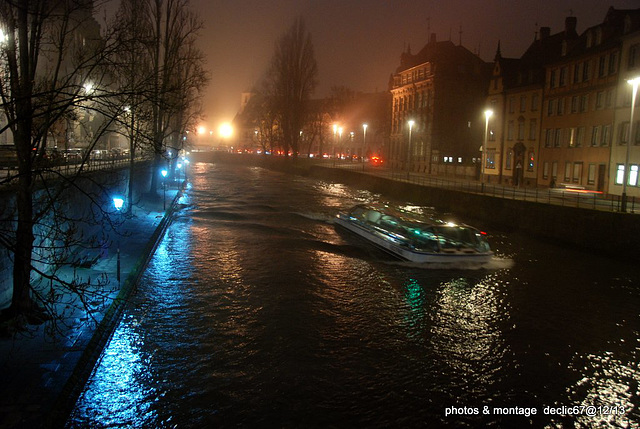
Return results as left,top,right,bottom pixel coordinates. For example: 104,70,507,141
112,197,124,211
219,122,233,139
83,81,94,95
113,197,124,283
363,123,368,153
407,120,415,179
332,124,338,161
621,77,640,212
482,109,494,192
161,169,168,210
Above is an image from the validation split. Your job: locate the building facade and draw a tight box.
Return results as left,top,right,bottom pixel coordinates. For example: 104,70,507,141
485,7,640,194
487,19,579,187
537,10,634,192
610,25,640,199
389,34,490,176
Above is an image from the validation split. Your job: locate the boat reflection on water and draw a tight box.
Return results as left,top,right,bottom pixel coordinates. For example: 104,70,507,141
335,204,493,265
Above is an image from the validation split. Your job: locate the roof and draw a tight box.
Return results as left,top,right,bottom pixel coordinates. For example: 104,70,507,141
395,35,487,75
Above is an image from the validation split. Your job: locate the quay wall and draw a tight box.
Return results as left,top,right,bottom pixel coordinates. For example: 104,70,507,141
0,162,153,311
193,152,639,260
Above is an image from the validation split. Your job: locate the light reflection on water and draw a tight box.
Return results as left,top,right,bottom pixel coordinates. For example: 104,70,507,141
70,318,160,427
69,163,640,427
561,352,639,427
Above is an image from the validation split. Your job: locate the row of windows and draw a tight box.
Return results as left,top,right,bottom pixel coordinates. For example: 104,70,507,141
542,161,602,186
508,94,540,114
546,90,617,116
397,64,432,86
506,87,623,117
543,125,618,148
549,51,618,89
615,164,640,187
393,91,433,113
495,118,538,141
484,150,535,171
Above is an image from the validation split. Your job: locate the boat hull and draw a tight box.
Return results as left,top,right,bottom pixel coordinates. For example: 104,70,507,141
335,214,493,264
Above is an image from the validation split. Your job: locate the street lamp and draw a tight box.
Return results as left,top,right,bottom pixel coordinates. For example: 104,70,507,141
622,77,640,212
407,120,415,179
161,169,168,210
112,197,124,211
332,124,338,163
482,109,494,192
338,127,343,159
113,197,124,284
362,123,368,170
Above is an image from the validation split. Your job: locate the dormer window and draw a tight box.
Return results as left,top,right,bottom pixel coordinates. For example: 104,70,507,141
595,28,602,46
562,40,568,56
586,31,593,49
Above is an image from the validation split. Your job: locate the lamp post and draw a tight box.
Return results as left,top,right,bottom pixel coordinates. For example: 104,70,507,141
338,127,343,160
161,169,168,210
482,109,494,192
622,77,640,212
407,120,415,180
362,123,368,170
113,197,124,284
332,124,337,165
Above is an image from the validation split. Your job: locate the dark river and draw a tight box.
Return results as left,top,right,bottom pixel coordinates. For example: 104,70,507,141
68,162,639,427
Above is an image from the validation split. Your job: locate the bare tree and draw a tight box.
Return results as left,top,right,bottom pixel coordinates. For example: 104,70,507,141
0,0,130,326
144,0,206,196
264,17,318,159
111,0,155,213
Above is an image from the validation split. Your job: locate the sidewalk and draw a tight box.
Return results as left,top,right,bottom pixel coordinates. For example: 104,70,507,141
0,183,186,428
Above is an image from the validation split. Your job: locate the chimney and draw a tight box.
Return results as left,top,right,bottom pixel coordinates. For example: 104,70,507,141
430,33,437,44
565,17,577,34
540,27,551,39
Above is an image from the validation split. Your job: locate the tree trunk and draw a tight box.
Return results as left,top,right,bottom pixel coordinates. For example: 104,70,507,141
10,126,36,317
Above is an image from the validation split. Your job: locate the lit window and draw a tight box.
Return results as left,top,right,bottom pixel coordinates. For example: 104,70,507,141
616,164,625,185
630,165,639,186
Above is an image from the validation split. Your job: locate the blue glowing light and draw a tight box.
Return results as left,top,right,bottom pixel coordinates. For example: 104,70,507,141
113,197,124,211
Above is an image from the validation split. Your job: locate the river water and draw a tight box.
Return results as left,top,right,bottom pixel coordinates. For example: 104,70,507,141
68,162,639,427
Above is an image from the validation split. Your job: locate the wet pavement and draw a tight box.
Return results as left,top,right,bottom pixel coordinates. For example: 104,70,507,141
0,185,184,429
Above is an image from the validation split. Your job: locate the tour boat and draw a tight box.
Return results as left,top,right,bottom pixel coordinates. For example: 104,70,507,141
335,204,493,263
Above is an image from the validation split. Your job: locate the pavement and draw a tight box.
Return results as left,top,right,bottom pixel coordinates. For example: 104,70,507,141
0,181,186,429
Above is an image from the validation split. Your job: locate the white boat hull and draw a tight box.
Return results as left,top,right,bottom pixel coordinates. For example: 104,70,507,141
335,215,493,264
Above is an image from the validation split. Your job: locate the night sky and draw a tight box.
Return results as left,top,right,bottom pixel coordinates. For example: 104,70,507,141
159,0,640,128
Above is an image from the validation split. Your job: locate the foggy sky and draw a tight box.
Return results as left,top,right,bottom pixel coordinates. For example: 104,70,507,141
193,0,638,128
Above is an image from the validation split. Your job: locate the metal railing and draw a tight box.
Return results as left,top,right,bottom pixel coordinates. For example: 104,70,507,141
314,159,636,214
1,155,150,186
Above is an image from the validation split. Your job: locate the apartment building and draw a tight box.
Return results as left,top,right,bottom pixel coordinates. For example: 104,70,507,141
610,26,640,199
537,9,638,192
486,19,578,187
389,34,490,175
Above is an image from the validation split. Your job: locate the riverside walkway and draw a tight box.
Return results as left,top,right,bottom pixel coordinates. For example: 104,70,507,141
0,182,185,428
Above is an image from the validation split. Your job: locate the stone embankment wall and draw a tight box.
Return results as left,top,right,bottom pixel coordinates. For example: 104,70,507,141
193,152,640,260
0,162,153,310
